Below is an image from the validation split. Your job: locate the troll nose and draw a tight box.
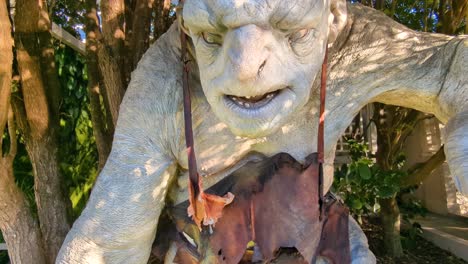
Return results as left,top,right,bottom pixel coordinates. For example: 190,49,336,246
227,25,269,82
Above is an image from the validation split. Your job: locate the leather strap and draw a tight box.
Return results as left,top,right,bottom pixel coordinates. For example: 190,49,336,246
318,49,327,163
179,2,200,198
318,48,328,219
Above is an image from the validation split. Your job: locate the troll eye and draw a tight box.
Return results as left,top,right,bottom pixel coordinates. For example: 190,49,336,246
201,32,223,46
288,28,313,44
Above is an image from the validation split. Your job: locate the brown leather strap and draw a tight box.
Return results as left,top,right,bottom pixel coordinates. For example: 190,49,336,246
179,2,234,230
318,49,327,163
179,2,200,198
318,48,328,219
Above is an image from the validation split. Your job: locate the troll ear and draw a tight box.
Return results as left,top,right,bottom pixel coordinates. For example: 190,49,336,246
177,3,190,36
177,2,196,60
328,0,348,44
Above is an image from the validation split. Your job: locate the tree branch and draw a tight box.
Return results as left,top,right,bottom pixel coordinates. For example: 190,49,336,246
0,0,13,154
153,0,172,40
402,146,446,187
14,0,71,260
84,0,113,168
10,87,30,136
0,2,47,263
128,0,154,71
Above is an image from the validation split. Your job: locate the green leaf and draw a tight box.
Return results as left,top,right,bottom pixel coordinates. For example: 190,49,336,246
378,186,396,198
358,163,372,180
75,126,88,144
351,198,363,210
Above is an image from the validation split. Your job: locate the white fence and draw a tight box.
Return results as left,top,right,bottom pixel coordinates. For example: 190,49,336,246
335,104,376,166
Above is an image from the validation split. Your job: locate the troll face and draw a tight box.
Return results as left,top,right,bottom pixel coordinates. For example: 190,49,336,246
183,0,347,137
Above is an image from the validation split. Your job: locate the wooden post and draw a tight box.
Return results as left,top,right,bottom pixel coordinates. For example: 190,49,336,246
51,22,86,55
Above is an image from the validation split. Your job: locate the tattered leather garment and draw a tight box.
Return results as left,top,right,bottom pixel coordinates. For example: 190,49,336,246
152,152,351,264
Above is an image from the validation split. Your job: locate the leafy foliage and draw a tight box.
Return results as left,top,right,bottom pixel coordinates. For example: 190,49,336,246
12,136,36,215
55,43,98,219
351,0,467,35
333,139,407,219
1,112,35,213
49,0,86,39
333,138,429,251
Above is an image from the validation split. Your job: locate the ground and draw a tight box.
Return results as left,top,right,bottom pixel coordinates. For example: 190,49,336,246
363,218,467,264
2,219,467,264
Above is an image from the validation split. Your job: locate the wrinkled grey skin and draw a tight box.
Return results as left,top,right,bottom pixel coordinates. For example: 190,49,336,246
57,0,468,263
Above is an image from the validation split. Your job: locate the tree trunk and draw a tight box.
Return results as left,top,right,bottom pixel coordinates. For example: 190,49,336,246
423,0,428,32
379,197,404,257
83,0,173,168
25,137,71,260
375,0,385,10
0,158,47,264
0,2,47,262
84,0,113,169
437,0,468,35
390,0,397,17
374,103,393,170
153,0,172,40
373,103,404,257
0,0,12,138
14,0,71,262
466,9,468,34
128,0,154,70
99,0,127,127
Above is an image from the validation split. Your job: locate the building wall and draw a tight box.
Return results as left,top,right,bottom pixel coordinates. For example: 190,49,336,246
404,116,467,217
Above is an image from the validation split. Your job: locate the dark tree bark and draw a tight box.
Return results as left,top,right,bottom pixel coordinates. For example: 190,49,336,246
13,0,71,262
390,0,397,17
375,0,385,10
403,146,446,187
154,0,172,39
379,197,403,258
466,10,468,34
0,155,47,264
373,104,421,170
128,0,154,70
373,103,410,257
437,0,468,34
372,104,445,257
99,0,127,127
84,0,113,169
82,0,174,167
0,2,47,263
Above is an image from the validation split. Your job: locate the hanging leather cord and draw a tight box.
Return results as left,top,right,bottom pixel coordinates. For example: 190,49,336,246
178,1,235,231
179,1,200,199
318,49,328,164
318,48,328,220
